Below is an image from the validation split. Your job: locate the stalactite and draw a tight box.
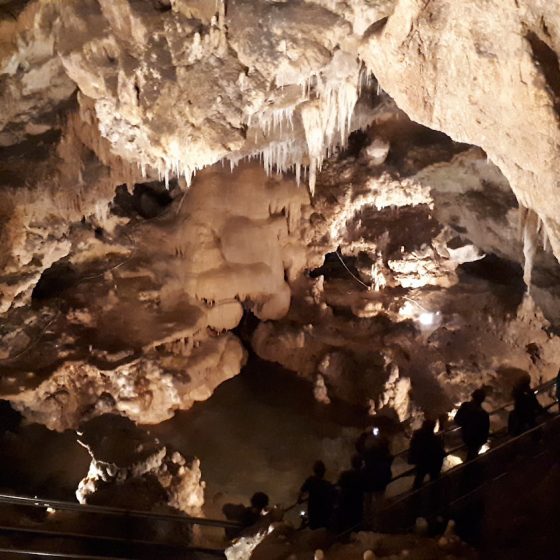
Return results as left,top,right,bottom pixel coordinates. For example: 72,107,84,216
251,105,296,135
236,53,364,195
521,207,540,291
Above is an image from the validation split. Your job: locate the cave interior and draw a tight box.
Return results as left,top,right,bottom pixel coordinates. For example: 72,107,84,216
1,1,560,559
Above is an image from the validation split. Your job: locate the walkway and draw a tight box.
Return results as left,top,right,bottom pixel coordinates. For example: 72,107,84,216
0,380,556,558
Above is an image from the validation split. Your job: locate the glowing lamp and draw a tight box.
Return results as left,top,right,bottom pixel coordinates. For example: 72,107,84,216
419,312,434,326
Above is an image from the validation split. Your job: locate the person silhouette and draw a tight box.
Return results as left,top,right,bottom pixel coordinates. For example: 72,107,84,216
359,428,393,525
408,419,446,489
336,455,365,533
299,460,335,530
222,491,269,539
455,389,490,461
509,378,545,435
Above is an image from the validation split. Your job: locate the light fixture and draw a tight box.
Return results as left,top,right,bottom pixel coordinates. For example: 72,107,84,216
418,312,435,326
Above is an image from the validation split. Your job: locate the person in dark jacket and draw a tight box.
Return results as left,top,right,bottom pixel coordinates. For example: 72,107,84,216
508,378,545,435
336,455,365,533
408,419,446,489
358,429,393,526
455,388,490,461
222,492,269,539
362,432,393,493
298,460,335,530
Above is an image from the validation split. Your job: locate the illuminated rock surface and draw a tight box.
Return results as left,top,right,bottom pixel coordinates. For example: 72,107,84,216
1,1,560,556
76,413,204,516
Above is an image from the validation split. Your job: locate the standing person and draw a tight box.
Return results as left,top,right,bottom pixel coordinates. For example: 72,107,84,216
509,378,545,435
240,492,269,528
336,455,365,533
455,389,490,461
361,429,393,526
408,419,446,489
298,460,335,530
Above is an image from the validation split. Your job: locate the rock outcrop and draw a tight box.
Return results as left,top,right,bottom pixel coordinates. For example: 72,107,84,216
76,414,205,516
1,164,313,429
361,0,560,260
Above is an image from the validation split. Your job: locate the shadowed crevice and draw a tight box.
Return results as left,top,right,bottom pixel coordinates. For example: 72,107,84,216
526,31,560,116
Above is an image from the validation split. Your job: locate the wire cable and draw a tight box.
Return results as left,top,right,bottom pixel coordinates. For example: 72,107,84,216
334,249,371,290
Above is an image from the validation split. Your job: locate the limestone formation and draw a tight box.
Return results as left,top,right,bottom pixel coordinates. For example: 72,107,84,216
361,0,560,260
76,414,205,516
1,3,560,557
1,2,560,528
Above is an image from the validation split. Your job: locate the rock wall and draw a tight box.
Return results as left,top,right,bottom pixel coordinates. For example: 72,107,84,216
76,414,205,516
361,0,560,258
1,164,312,429
2,0,560,433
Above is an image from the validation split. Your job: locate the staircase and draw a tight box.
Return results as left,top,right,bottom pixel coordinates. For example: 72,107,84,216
0,494,237,559
0,380,556,558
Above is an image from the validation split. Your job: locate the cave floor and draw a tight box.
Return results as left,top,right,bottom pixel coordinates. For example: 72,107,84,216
0,354,367,513
146,354,368,519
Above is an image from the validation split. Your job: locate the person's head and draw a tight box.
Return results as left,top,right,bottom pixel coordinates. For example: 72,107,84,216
250,492,269,512
472,388,486,405
422,419,437,433
313,460,326,478
516,374,531,390
351,454,363,470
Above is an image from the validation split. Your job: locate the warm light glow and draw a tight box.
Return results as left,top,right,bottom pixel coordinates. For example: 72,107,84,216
448,406,459,421
46,507,56,514
419,312,435,326
478,443,490,455
399,302,440,328
446,454,464,468
398,301,416,317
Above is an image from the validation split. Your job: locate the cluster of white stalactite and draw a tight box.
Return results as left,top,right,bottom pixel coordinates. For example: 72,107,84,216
239,54,365,194
249,105,296,136
223,51,367,194
151,21,364,195
299,54,363,194
226,140,307,185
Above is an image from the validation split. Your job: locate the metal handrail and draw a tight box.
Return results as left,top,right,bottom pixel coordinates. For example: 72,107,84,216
0,493,241,529
380,404,560,515
0,522,224,554
391,378,556,462
0,549,130,560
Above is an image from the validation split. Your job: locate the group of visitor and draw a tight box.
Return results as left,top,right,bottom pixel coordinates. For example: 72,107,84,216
298,431,393,534
296,387,492,533
226,376,555,537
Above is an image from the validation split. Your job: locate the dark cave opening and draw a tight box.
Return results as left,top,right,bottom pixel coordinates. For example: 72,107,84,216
112,181,176,220
31,261,78,302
